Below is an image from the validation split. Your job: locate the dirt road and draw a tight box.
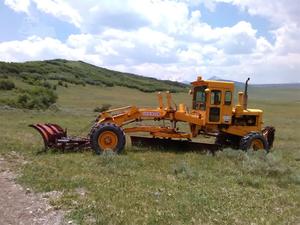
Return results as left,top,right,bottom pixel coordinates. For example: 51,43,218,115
0,157,65,225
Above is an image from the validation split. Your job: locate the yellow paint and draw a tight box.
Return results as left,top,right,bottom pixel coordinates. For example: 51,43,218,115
98,131,118,151
251,139,264,150
97,76,265,139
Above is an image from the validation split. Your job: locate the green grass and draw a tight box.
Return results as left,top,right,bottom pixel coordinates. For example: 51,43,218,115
0,78,299,224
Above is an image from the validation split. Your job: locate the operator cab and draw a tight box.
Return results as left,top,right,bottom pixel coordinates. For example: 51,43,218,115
193,86,207,110
191,76,234,124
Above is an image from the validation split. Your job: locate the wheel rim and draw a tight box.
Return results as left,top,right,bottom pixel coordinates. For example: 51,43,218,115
98,131,118,151
250,139,264,150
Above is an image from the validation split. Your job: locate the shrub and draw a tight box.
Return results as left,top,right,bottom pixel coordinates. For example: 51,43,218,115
20,72,43,81
17,88,58,110
217,149,299,186
57,80,69,88
241,150,291,177
102,80,114,87
94,103,112,112
0,80,15,90
172,161,197,179
42,81,52,89
84,79,102,86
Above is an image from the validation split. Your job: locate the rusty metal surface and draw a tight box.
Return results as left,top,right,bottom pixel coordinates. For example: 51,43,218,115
29,124,90,151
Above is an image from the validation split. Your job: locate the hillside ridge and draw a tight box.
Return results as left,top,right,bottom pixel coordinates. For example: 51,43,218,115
0,59,189,93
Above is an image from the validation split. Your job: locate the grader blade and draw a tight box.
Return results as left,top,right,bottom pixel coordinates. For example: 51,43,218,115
30,123,90,151
130,136,221,153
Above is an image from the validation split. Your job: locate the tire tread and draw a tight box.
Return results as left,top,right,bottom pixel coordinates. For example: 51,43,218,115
90,123,126,154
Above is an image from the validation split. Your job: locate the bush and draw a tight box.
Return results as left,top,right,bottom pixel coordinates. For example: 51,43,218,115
102,80,114,87
241,150,291,177
17,88,58,110
0,80,15,90
217,149,299,186
42,81,52,89
171,161,199,180
94,103,112,112
84,79,102,86
20,72,43,81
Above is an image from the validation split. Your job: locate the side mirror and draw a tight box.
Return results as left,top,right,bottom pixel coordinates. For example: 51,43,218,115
189,89,193,95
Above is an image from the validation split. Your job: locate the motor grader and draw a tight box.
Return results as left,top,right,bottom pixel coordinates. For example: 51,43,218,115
30,76,275,154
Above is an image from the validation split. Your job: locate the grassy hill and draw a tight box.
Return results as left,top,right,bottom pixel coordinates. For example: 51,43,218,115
0,59,188,93
0,59,189,110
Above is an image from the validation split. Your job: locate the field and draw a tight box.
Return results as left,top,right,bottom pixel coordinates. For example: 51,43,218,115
0,77,300,224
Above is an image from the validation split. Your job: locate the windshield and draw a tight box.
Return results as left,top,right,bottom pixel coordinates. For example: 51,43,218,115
193,86,207,110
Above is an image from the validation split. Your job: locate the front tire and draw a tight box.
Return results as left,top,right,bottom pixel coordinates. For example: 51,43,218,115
239,132,269,152
90,123,126,154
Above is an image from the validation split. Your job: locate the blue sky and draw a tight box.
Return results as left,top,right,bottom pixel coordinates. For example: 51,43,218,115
0,0,299,84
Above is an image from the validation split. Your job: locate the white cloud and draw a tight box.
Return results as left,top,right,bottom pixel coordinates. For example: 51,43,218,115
4,0,82,27
273,23,300,55
31,0,82,28
132,0,190,34
232,0,300,26
1,0,300,84
4,0,31,14
67,34,94,49
0,36,102,65
255,37,273,54
217,22,257,54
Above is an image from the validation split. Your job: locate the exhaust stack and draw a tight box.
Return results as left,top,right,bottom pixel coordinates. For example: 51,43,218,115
243,77,250,110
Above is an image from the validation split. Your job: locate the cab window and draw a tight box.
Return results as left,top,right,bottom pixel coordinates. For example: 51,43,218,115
210,90,221,105
224,91,232,105
193,86,207,110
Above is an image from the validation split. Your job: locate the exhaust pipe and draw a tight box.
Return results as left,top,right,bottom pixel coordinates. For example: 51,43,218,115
243,77,250,110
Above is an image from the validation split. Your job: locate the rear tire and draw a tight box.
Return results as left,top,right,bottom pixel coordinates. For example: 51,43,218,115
90,123,126,154
239,132,269,152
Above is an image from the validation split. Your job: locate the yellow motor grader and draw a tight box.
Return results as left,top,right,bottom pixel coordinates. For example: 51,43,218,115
30,76,275,154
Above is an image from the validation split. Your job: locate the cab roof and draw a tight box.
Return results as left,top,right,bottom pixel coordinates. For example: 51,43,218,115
191,76,234,89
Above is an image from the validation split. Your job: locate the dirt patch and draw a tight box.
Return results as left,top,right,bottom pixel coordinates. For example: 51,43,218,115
0,156,66,225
